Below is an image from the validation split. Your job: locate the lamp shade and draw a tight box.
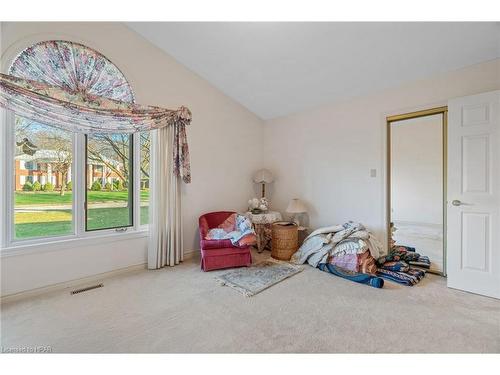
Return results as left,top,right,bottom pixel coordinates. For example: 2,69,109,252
253,169,274,184
286,198,307,213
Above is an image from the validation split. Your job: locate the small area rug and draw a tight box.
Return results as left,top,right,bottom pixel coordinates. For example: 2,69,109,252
215,260,302,296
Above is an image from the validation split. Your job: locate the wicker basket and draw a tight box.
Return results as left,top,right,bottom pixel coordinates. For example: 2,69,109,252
271,222,298,261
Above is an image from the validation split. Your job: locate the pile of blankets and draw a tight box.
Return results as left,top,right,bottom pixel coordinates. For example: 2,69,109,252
376,245,430,286
291,222,386,288
291,221,385,266
291,222,431,288
206,214,257,246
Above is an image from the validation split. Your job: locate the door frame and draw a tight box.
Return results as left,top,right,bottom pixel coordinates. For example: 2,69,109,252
386,106,448,276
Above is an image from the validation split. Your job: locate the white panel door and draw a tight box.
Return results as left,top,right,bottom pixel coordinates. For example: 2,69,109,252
447,90,500,298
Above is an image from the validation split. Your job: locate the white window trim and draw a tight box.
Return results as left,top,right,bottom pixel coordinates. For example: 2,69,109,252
133,131,141,231
0,109,150,253
1,229,149,257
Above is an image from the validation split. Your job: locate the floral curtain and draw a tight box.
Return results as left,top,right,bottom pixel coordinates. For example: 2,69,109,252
0,40,192,183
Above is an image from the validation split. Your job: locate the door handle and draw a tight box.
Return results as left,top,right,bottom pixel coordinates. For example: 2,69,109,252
452,200,463,206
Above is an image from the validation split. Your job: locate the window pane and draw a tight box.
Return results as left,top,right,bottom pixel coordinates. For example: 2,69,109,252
14,117,73,239
140,132,150,225
86,133,133,230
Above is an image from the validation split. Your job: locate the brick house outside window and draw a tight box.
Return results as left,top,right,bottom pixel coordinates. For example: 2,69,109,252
15,149,124,191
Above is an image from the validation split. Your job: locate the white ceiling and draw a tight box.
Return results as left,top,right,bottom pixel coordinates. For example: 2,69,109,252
127,22,500,119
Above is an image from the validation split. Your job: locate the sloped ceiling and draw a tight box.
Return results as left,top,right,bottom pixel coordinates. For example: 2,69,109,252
128,22,500,119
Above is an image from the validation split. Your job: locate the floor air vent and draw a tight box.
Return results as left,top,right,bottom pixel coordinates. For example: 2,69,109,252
71,283,103,295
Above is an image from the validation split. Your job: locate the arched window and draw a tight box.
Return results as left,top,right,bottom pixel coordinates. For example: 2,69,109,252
9,40,135,103
9,41,149,242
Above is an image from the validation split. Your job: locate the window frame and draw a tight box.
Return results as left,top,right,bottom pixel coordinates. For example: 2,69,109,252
84,133,135,232
138,131,151,226
0,39,149,253
1,112,148,250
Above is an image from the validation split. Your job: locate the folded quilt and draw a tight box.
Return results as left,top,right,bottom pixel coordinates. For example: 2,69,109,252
329,253,358,271
377,268,426,286
408,256,431,269
380,261,410,272
377,246,423,266
328,250,378,275
330,238,368,257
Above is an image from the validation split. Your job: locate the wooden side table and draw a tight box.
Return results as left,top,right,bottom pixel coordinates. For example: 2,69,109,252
244,211,282,253
271,222,298,261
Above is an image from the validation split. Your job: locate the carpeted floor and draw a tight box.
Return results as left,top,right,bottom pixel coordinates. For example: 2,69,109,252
1,249,499,353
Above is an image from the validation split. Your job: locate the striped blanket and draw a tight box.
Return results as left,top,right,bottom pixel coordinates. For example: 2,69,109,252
409,256,431,270
376,245,431,285
377,268,426,286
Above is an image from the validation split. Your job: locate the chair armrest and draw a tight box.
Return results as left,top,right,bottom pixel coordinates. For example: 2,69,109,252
199,217,210,239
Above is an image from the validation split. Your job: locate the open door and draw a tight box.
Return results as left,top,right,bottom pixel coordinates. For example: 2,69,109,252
447,90,500,298
387,108,447,275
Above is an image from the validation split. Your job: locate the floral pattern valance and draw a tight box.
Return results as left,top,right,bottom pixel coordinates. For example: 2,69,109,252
0,40,192,183
0,73,192,134
9,40,135,103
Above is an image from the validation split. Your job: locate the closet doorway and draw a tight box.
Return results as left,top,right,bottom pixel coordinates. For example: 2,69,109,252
387,107,447,275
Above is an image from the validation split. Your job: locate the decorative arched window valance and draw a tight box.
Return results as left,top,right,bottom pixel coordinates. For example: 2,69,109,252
0,40,191,183
9,40,136,103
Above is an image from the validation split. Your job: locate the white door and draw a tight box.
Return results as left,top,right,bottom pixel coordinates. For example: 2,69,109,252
447,90,500,298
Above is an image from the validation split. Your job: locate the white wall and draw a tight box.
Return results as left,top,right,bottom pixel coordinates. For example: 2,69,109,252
264,59,500,244
0,22,265,296
391,114,443,225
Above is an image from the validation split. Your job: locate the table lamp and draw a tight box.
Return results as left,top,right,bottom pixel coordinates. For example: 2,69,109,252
286,198,307,226
253,169,274,198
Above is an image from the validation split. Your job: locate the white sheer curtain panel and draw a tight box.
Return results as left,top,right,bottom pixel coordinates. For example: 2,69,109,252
148,125,183,269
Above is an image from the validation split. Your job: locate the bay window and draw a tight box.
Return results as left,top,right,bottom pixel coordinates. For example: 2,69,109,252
1,40,152,248
1,40,150,247
6,116,150,245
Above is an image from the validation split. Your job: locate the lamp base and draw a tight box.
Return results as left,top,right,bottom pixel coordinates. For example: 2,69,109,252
291,214,300,227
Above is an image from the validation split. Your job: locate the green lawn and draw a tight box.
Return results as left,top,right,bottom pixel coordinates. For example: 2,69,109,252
15,219,73,239
15,190,149,205
14,190,150,239
87,206,149,231
15,206,149,239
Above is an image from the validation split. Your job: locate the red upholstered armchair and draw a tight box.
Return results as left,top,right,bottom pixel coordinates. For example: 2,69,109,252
199,211,252,271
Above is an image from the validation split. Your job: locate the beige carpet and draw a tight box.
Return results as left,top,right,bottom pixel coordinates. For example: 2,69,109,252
1,250,499,353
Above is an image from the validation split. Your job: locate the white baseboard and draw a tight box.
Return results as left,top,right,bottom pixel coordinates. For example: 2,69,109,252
1,263,147,304
1,249,199,304
184,249,198,260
